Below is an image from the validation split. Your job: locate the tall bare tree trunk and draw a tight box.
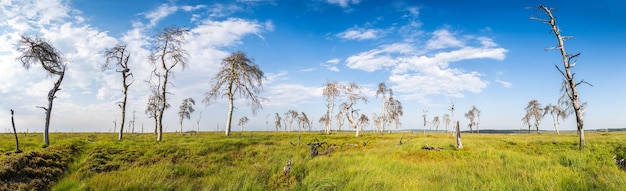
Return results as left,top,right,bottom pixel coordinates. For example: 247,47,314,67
119,72,128,140
539,6,586,148
326,102,333,134
456,121,463,149
11,109,21,153
345,108,359,137
225,82,234,136
156,45,168,142
552,115,560,135
43,71,64,146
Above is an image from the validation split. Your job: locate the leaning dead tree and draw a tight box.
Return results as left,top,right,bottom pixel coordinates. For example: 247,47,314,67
17,35,66,146
340,82,367,137
103,44,133,140
10,109,21,153
532,5,591,148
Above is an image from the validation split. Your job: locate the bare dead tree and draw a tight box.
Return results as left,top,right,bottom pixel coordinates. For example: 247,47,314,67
298,112,310,144
10,109,22,153
149,26,189,141
204,51,264,136
103,44,133,140
385,89,403,131
178,98,196,134
238,116,249,134
274,112,282,131
544,103,567,135
339,82,367,137
130,110,136,133
532,5,591,148
443,114,451,132
322,80,341,134
195,110,203,132
524,100,544,134
335,110,345,132
17,35,66,146
146,70,168,136
375,82,389,134
318,115,328,131
432,116,440,132
422,110,428,135
465,105,480,133
357,113,369,134
284,110,299,132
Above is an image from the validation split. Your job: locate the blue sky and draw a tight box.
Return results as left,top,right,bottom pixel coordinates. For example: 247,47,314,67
1,0,625,133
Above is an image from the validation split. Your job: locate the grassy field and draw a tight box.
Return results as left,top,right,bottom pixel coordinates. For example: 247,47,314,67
2,131,626,190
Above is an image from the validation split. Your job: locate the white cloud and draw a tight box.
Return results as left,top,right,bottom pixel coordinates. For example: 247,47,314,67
265,71,288,84
426,29,464,50
321,58,341,72
143,4,179,27
326,0,361,8
345,31,508,101
181,5,206,12
345,43,415,72
337,27,381,41
495,79,512,88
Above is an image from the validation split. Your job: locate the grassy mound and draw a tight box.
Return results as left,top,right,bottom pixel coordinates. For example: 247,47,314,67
0,140,83,190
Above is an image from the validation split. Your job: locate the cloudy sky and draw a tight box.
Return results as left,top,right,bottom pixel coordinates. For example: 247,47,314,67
1,0,625,134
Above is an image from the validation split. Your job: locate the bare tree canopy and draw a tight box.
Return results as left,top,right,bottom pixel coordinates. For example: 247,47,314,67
544,103,567,135
298,112,310,132
274,113,282,131
103,44,133,140
149,26,189,142
385,89,403,130
179,98,196,133
464,105,480,133
375,82,389,134
524,99,544,134
238,116,249,133
443,114,451,132
17,35,66,146
322,80,341,134
339,82,367,137
18,35,65,75
204,51,264,136
284,110,299,132
532,5,590,148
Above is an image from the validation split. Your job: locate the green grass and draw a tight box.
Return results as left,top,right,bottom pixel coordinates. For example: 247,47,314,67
2,131,626,190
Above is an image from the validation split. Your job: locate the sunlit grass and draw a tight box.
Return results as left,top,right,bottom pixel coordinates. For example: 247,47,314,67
2,131,626,190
